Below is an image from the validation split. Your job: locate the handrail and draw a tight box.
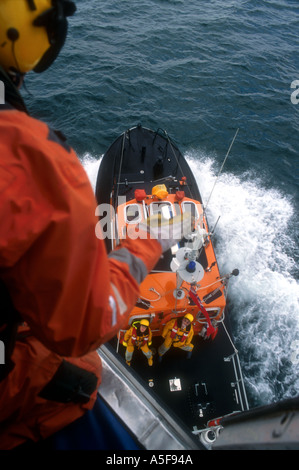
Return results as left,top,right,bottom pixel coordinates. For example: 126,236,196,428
97,344,205,450
224,350,249,412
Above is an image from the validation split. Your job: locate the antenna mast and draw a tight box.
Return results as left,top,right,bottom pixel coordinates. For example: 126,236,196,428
204,128,239,212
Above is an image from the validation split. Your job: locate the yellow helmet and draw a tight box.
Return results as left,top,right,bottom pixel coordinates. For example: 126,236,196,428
0,0,76,74
184,313,194,323
140,319,150,327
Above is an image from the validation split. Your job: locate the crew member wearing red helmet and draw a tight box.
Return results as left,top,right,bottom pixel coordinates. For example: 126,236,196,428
0,0,189,450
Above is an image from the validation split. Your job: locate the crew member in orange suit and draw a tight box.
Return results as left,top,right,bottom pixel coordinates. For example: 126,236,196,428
0,1,190,450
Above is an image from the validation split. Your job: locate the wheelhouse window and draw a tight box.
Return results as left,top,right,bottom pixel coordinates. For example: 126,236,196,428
181,201,199,220
149,201,175,219
125,204,142,223
196,308,221,322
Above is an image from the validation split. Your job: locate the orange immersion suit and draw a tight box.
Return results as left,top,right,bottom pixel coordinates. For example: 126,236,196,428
0,106,162,449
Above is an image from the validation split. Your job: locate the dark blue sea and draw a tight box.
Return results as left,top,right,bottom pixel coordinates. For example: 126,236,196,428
25,0,299,410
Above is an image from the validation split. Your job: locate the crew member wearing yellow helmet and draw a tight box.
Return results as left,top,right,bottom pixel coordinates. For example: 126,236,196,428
0,0,169,450
123,319,153,366
158,314,195,360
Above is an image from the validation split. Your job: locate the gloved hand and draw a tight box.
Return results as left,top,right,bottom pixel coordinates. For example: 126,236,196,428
122,341,128,347
138,212,193,253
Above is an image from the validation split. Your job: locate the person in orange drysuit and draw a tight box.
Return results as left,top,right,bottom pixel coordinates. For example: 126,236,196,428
0,1,190,450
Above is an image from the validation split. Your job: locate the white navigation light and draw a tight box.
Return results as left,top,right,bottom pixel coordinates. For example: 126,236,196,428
170,247,204,283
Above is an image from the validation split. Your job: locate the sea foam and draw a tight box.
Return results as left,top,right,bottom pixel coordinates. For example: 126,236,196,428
187,153,299,406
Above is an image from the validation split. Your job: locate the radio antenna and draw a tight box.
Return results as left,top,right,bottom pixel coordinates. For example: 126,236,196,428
204,128,239,212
